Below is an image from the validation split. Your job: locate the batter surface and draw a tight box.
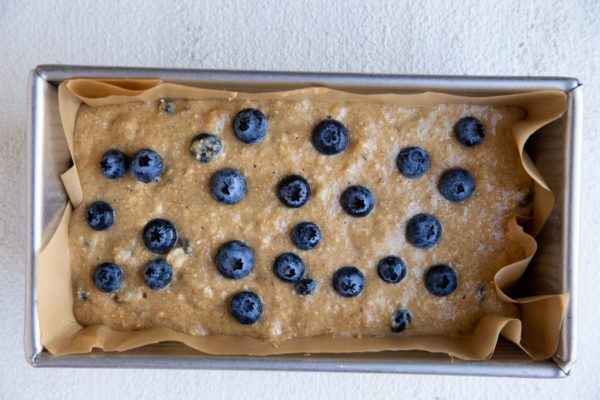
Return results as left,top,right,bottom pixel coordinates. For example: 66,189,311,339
69,95,531,344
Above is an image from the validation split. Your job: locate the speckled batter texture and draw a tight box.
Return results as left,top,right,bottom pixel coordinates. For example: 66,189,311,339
69,97,531,344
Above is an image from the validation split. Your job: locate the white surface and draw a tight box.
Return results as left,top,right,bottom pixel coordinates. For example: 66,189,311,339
1,0,598,398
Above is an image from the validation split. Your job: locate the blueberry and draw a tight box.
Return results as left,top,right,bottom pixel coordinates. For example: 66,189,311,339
291,222,322,250
454,117,485,147
230,291,264,324
406,213,442,249
341,185,375,217
143,218,178,254
277,175,311,208
93,263,124,293
425,264,458,297
438,168,475,202
377,256,407,284
87,201,115,231
190,133,223,163
332,266,365,297
391,309,412,332
100,149,128,179
143,258,173,290
312,119,349,155
159,98,176,114
215,240,255,279
396,146,430,178
210,168,247,205
130,149,164,183
232,108,269,144
295,277,317,295
273,253,306,283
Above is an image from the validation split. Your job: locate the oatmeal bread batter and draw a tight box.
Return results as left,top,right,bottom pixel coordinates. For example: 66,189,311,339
69,95,531,344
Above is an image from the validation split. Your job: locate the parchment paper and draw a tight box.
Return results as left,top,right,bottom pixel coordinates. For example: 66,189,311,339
38,79,569,360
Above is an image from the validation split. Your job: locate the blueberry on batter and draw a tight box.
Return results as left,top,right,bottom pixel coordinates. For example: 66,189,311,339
143,218,178,254
232,108,269,144
158,98,176,114
87,201,115,231
291,221,322,250
130,149,164,183
396,146,430,178
312,119,349,155
454,117,485,147
341,185,375,217
377,256,407,284
332,266,365,297
391,309,412,332
93,263,124,293
189,133,223,163
295,277,317,295
405,213,442,249
230,291,264,324
273,252,306,283
210,168,247,205
277,175,311,208
425,264,458,297
143,258,173,290
438,168,475,202
215,240,255,279
100,149,128,179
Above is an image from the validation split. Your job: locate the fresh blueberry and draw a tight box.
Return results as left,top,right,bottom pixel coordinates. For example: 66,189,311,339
143,258,173,290
232,108,269,144
332,266,365,297
189,133,223,163
406,213,442,249
396,146,430,178
341,185,375,217
295,277,317,295
230,291,264,324
438,168,475,202
454,117,485,147
130,149,164,183
159,98,176,114
215,240,255,279
273,253,306,283
100,149,128,179
377,256,407,284
87,201,115,231
93,263,124,293
312,119,349,155
143,218,178,254
391,309,412,332
210,168,247,205
425,264,458,297
277,175,311,208
291,222,322,250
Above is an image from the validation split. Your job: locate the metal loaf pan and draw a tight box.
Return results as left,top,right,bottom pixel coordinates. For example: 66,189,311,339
24,65,582,377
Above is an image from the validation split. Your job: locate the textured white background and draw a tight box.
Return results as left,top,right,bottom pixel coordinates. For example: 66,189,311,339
1,0,598,398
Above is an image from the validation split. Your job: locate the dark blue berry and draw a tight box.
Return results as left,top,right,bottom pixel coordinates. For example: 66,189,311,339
143,258,173,290
438,168,475,202
406,213,442,249
87,201,115,231
332,266,365,297
377,256,407,284
230,291,263,324
295,277,317,295
277,175,311,208
291,222,322,250
232,108,269,144
190,133,223,163
143,219,178,254
341,185,375,217
273,253,306,283
159,99,176,114
425,264,458,297
130,149,164,183
312,119,349,155
100,149,128,179
391,309,412,332
396,146,430,178
93,263,124,293
215,240,255,279
210,168,247,205
454,117,485,147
